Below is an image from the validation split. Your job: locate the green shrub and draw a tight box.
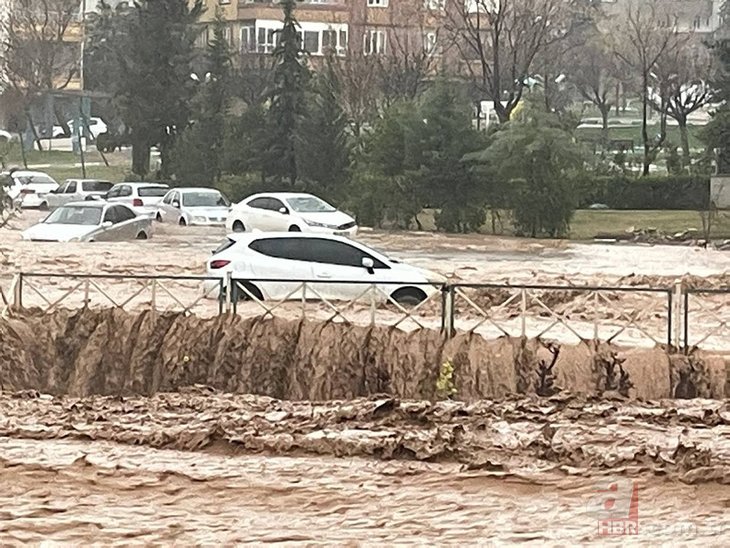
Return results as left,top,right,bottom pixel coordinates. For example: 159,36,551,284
574,174,710,210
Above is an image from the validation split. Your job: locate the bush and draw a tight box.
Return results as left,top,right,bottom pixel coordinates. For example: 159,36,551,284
574,174,710,210
512,177,575,238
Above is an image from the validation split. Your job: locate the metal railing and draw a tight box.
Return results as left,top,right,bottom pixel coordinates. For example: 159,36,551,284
442,283,676,349
6,271,730,351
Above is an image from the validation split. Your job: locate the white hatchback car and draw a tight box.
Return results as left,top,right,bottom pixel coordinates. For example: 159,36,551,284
226,193,357,237
157,187,231,226
205,232,443,305
1,170,59,208
105,182,169,216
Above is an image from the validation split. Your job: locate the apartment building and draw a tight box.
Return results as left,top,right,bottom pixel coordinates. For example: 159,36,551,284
198,0,449,60
599,0,724,36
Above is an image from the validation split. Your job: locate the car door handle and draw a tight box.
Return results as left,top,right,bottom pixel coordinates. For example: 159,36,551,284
316,272,333,279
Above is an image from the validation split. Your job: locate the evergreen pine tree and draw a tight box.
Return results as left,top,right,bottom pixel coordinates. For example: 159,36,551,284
265,0,309,187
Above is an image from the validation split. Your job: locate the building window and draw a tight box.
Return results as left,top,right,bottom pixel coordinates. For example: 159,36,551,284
363,29,386,55
423,31,439,55
323,29,348,56
241,24,255,52
303,30,320,54
367,0,388,7
258,27,277,53
195,25,208,48
424,0,445,10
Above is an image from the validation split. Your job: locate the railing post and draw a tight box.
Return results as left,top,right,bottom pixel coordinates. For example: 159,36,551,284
369,283,377,326
14,273,23,310
83,279,90,308
225,271,233,314
673,280,683,350
443,285,455,338
520,288,527,338
301,282,307,320
682,287,689,353
592,290,599,341
150,279,157,313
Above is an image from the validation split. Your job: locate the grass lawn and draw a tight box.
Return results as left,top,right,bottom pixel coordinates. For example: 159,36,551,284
568,210,730,240
575,124,704,151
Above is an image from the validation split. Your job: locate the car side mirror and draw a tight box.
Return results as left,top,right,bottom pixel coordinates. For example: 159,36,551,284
362,257,375,274
102,220,113,228
172,200,180,208
278,207,288,215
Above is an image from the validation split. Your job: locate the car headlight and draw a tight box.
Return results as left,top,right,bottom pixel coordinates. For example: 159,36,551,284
305,220,337,229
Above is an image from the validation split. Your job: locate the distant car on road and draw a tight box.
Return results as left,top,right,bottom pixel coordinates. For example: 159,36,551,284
1,170,59,208
105,182,169,216
226,192,357,237
22,202,153,242
39,179,113,210
205,232,442,305
157,187,231,226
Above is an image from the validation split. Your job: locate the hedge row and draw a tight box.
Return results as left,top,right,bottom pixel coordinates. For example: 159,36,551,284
574,175,710,210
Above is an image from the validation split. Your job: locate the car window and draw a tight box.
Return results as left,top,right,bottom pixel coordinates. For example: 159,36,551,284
267,198,286,212
250,237,387,268
103,206,120,224
286,196,336,213
162,191,173,205
45,205,102,225
138,186,168,197
81,181,112,192
18,174,56,185
119,185,133,197
66,181,77,193
107,186,120,198
115,205,136,222
213,238,236,255
57,183,69,193
247,197,269,209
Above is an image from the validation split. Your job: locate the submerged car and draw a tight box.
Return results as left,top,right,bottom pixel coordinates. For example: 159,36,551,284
39,179,113,210
105,182,169,216
157,187,231,226
1,170,59,208
226,192,357,237
22,202,153,242
204,232,443,305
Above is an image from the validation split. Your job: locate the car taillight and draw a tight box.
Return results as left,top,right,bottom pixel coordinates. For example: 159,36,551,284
20,188,35,194
209,260,231,269
132,198,143,207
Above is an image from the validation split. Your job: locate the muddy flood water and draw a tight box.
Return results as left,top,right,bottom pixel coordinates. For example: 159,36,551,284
1,391,730,543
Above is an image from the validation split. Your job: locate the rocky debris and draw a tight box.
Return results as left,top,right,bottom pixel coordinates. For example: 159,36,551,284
0,390,728,483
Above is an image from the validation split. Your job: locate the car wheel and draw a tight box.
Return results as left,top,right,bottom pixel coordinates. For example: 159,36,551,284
179,217,187,226
38,201,49,211
136,231,148,240
232,220,245,232
219,281,263,302
288,225,301,232
390,287,427,307
155,212,162,222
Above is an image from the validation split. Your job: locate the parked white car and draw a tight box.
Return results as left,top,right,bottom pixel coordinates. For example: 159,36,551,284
226,193,357,237
157,187,231,226
22,202,153,242
204,232,442,305
39,179,113,210
1,170,59,208
105,182,169,216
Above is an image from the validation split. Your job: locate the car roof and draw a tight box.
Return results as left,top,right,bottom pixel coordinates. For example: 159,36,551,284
63,201,106,208
227,231,351,244
174,187,221,193
66,178,111,183
112,182,168,188
6,170,53,177
246,192,316,201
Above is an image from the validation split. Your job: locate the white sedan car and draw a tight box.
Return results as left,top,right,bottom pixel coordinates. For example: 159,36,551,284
205,232,442,305
1,170,59,208
226,193,357,237
105,182,169,216
22,202,153,242
157,187,231,226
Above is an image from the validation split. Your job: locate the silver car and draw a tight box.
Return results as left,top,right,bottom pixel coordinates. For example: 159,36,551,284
21,202,153,242
157,187,231,226
39,179,114,210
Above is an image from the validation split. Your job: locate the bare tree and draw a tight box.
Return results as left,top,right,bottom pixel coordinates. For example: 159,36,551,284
0,0,81,149
568,28,622,142
648,43,714,165
612,0,685,175
444,0,586,123
329,53,380,139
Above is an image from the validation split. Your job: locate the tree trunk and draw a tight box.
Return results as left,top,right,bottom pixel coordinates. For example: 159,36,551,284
131,130,150,177
600,106,610,147
24,109,43,152
641,73,650,176
678,118,690,167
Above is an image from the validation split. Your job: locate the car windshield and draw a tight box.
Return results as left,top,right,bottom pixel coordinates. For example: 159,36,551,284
138,186,168,197
182,191,230,207
81,181,113,192
286,196,336,213
17,174,55,185
45,205,102,225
